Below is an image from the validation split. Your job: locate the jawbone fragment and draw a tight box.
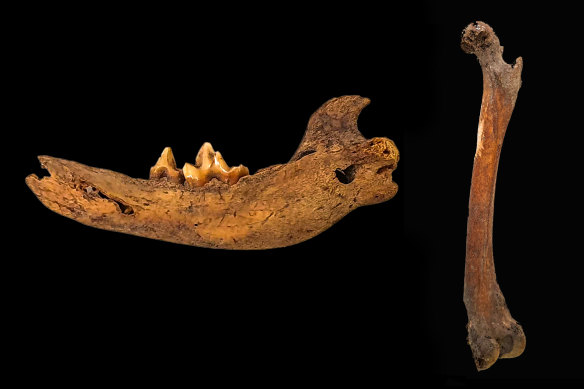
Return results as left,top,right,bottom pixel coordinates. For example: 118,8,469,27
26,95,399,249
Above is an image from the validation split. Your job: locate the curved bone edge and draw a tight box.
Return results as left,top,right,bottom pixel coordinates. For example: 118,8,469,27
182,143,250,187
25,96,398,250
291,95,370,161
462,22,525,371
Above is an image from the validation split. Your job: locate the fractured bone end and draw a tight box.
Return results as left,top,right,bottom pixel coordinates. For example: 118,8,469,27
461,21,500,56
367,137,400,163
461,21,522,101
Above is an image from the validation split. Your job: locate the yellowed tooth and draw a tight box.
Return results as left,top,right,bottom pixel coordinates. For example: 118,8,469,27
183,143,249,187
195,142,215,169
149,147,185,184
213,151,230,173
182,162,206,187
226,164,250,185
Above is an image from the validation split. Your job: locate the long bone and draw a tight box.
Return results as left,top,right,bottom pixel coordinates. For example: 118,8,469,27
26,95,399,250
462,22,526,370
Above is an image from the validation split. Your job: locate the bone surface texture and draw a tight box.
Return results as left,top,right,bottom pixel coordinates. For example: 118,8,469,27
26,95,399,250
462,22,526,370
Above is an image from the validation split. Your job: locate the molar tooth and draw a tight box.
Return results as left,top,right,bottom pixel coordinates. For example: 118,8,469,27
150,147,185,183
183,143,249,188
226,165,250,185
182,162,206,187
213,151,230,173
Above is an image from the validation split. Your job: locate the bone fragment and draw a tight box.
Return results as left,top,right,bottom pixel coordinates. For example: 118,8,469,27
26,95,399,249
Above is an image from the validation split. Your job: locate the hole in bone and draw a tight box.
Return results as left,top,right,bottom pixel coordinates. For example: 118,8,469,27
376,164,395,174
94,189,135,215
334,164,356,184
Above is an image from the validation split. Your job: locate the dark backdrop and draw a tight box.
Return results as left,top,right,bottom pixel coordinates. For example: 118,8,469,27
15,1,581,385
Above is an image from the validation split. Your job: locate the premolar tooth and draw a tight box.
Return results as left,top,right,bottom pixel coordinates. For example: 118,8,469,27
149,147,185,184
183,143,249,187
195,142,215,169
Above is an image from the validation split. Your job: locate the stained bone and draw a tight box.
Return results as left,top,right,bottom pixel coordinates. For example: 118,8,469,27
462,22,526,371
25,95,399,249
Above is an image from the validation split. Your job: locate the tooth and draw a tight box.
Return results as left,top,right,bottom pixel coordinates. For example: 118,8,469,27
226,165,250,185
213,151,230,173
182,162,206,187
195,142,215,169
149,147,185,184
183,143,249,187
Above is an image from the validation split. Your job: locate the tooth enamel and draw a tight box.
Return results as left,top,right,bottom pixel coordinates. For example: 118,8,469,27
149,147,185,183
182,162,206,187
183,143,249,187
195,142,215,169
213,151,230,172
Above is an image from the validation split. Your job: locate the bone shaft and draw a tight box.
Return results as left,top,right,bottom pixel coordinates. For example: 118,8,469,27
461,21,526,370
464,93,505,313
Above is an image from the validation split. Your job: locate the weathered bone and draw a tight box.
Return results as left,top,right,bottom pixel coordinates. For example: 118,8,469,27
25,95,399,249
462,22,526,370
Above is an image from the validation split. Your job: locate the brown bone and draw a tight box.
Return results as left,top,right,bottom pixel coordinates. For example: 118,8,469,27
462,22,526,370
25,95,399,250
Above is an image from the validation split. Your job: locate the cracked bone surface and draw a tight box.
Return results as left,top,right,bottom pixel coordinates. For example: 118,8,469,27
462,22,526,370
25,95,399,249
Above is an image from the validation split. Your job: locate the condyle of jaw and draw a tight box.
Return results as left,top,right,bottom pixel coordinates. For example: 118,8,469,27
25,95,399,249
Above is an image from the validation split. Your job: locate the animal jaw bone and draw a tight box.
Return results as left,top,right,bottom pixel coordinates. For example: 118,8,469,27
462,22,526,371
25,95,399,250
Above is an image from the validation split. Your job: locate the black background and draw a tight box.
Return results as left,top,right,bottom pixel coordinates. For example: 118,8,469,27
15,1,582,385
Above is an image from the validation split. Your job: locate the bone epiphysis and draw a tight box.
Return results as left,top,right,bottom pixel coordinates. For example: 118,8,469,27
26,95,399,249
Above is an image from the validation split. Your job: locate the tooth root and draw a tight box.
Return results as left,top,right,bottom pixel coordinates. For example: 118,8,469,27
149,147,185,184
183,142,249,188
